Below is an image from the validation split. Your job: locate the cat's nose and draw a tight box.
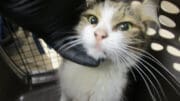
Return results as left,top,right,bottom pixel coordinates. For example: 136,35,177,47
94,29,108,40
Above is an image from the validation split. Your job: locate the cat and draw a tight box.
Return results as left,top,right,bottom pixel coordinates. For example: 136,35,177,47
58,0,171,101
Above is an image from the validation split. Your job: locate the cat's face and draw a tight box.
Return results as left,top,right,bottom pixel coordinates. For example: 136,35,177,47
75,0,158,65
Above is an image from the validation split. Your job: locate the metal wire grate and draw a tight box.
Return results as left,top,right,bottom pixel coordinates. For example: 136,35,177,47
0,18,62,84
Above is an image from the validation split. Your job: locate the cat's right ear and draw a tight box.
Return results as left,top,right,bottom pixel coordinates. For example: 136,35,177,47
86,0,104,7
142,0,160,31
86,0,96,7
131,0,160,30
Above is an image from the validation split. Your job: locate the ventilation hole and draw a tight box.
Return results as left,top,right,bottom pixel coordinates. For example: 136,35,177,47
159,15,176,28
146,27,156,36
161,1,180,14
19,96,24,101
151,42,164,51
159,28,175,39
173,63,180,72
167,45,180,57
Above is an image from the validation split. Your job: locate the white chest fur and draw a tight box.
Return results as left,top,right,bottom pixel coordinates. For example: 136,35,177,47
59,60,128,101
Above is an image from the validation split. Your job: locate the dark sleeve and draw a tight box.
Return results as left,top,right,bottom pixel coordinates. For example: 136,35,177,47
0,0,85,48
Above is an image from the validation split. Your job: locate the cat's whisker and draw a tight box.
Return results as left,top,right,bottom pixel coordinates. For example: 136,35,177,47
60,40,82,51
61,36,81,42
131,47,180,86
114,47,163,101
138,59,168,101
63,41,82,51
108,49,121,65
135,65,161,101
129,53,167,101
125,46,180,95
59,39,82,51
59,40,79,50
59,31,77,34
129,67,137,81
118,52,137,81
133,65,157,101
142,58,180,95
108,46,138,81
122,56,137,81
115,46,179,101
57,35,80,48
117,47,158,100
124,39,145,45
126,46,180,84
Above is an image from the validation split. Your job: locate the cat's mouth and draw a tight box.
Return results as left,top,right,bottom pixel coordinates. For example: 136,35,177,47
86,45,107,61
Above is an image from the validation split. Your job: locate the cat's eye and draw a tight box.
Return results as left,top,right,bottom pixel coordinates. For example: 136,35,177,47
117,22,132,31
88,15,98,25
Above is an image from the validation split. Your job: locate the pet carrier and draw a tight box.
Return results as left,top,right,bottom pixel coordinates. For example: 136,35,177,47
0,17,62,85
0,0,179,87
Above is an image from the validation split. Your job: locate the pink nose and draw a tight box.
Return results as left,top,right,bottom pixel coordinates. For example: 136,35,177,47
94,29,108,41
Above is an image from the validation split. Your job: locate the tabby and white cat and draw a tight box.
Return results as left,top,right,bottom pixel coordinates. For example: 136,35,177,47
59,0,160,101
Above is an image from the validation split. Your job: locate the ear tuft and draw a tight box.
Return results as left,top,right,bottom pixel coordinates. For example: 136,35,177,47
131,1,142,9
144,20,160,34
86,0,104,7
86,0,96,7
141,0,160,29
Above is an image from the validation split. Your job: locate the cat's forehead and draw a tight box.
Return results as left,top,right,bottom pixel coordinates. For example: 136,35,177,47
84,1,140,23
85,2,126,15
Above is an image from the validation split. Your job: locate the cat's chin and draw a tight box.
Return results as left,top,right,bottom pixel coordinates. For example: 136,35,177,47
86,48,107,61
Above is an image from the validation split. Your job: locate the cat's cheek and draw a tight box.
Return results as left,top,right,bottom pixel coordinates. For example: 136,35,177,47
80,26,96,47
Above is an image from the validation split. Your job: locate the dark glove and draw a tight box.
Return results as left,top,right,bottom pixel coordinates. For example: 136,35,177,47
0,0,100,67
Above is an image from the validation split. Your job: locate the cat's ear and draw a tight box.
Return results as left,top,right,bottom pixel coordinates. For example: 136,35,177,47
86,0,105,7
86,0,96,7
131,0,160,29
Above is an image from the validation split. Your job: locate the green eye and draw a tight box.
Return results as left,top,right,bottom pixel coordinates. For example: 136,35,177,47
118,22,132,31
88,15,98,24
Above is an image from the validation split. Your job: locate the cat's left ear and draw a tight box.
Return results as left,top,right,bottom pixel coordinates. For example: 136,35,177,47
86,0,105,7
131,0,160,30
86,0,96,7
